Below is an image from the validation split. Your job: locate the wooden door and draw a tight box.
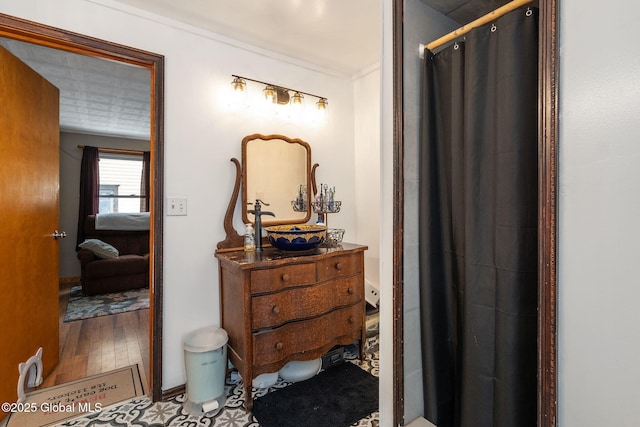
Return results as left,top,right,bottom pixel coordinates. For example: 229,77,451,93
0,45,60,413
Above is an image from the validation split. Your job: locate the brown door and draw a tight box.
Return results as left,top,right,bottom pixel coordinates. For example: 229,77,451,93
0,45,60,414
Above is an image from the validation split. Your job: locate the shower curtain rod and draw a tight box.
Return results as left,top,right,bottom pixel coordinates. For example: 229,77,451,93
423,0,533,51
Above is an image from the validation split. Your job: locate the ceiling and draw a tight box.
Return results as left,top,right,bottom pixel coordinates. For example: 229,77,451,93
109,0,511,75
1,0,509,140
0,38,151,140
421,0,513,24
113,0,382,77
0,37,151,140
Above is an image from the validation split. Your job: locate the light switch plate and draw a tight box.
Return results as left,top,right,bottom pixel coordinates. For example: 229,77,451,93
167,197,187,216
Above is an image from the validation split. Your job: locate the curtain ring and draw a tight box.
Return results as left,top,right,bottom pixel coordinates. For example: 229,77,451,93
454,42,459,50
526,7,533,17
490,23,497,32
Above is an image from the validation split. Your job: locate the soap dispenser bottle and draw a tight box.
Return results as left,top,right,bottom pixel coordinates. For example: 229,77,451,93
244,223,255,252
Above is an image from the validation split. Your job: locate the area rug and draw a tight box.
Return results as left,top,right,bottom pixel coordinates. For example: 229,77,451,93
252,361,378,427
5,364,145,427
64,285,149,322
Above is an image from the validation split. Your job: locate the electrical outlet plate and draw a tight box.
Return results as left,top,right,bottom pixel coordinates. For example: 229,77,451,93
167,197,187,216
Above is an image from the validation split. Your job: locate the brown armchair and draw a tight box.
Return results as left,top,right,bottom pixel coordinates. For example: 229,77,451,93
77,215,149,295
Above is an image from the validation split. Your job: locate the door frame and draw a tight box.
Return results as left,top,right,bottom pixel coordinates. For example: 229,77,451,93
0,13,165,402
391,1,559,426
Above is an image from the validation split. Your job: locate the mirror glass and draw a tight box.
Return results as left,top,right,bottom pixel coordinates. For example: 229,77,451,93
242,134,312,226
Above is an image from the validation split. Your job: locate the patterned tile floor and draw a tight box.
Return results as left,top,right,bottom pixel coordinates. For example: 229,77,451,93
54,329,379,426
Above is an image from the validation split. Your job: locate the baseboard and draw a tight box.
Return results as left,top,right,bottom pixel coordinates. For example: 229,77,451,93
59,276,80,285
162,384,185,401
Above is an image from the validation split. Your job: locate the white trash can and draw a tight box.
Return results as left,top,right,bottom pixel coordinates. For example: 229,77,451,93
183,326,228,415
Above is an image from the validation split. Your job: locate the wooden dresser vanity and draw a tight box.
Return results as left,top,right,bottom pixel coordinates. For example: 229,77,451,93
215,243,367,410
216,134,368,410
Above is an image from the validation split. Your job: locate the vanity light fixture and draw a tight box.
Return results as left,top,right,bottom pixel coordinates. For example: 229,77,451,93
263,85,276,103
230,75,328,112
291,91,304,105
316,98,328,110
290,91,305,115
315,98,328,122
231,76,246,92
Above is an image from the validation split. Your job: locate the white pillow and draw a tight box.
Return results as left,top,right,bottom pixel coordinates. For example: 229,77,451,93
79,239,119,259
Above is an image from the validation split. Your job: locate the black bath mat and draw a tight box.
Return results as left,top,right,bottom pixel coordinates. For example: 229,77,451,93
252,362,378,427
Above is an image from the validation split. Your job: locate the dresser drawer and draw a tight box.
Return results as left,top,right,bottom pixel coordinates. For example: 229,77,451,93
251,276,363,329
253,303,364,366
250,262,315,294
317,253,362,281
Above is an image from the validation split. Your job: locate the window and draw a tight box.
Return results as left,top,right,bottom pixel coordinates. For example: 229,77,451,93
98,152,147,213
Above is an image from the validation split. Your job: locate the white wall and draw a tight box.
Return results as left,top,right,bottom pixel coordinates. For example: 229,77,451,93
380,1,395,425
354,66,382,304
59,132,150,278
558,0,640,425
0,0,367,393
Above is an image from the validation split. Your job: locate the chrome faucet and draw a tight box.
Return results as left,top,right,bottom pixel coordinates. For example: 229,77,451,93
247,199,275,251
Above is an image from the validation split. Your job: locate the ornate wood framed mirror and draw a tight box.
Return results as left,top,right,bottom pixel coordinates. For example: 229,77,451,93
241,134,313,226
217,133,317,251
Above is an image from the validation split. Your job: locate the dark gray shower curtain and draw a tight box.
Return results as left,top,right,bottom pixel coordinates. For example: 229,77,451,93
419,8,538,427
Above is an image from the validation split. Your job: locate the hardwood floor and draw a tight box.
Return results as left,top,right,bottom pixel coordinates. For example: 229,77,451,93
40,283,150,391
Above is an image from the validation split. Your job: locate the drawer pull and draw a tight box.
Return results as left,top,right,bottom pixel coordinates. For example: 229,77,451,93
348,316,355,324
347,286,353,295
275,342,284,351
335,262,343,271
281,273,290,282
272,305,281,315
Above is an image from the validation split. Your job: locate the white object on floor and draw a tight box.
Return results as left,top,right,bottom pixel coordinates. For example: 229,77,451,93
278,358,322,382
365,278,380,307
405,416,437,427
17,347,43,403
252,372,278,388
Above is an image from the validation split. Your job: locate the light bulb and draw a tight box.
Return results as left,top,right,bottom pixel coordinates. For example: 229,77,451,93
289,91,305,120
263,85,276,103
316,98,328,110
231,76,246,92
291,92,304,105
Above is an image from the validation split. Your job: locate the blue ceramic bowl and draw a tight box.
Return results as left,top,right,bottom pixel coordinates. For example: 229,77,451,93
265,224,327,252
